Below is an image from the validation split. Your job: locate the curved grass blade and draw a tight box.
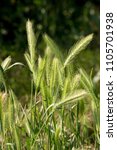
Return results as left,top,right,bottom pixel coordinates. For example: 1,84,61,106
7,63,24,70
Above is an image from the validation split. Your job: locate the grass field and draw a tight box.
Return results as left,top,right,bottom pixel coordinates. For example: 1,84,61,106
0,20,100,150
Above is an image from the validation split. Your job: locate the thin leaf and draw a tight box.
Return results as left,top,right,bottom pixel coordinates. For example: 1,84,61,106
13,125,21,150
24,52,32,72
0,66,6,89
7,63,24,70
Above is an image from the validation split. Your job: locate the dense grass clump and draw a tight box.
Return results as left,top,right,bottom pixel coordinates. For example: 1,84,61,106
0,20,99,150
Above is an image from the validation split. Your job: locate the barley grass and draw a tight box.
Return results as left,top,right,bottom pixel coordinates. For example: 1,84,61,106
0,20,99,150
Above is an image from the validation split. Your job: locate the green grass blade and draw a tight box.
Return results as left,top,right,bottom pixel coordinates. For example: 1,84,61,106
13,125,21,150
24,52,33,72
79,68,97,102
0,66,6,90
7,62,24,70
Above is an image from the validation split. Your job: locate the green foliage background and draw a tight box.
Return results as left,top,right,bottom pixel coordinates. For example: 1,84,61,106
0,0,99,98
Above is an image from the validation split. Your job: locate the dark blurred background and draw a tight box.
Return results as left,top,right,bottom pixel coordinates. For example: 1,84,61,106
0,0,100,98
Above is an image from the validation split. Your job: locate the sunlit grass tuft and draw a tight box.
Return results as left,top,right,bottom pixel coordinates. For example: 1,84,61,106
0,20,99,150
